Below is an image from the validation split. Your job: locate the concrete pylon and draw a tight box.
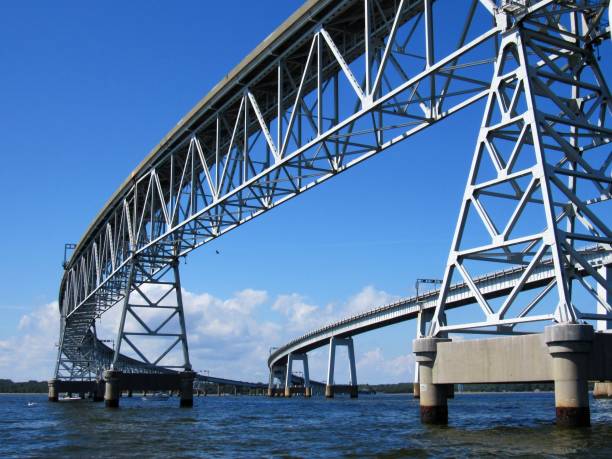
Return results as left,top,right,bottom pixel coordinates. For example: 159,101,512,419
93,378,104,402
179,371,195,407
326,337,358,398
545,324,593,427
285,354,294,397
47,379,58,402
593,382,611,399
104,369,122,408
285,353,311,397
413,337,450,424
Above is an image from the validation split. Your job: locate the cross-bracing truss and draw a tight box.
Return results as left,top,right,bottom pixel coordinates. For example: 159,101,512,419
430,1,611,335
55,0,610,378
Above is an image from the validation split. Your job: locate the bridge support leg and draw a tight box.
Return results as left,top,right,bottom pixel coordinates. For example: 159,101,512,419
93,378,104,402
303,355,311,398
285,354,294,398
594,266,612,399
179,371,195,407
347,338,357,398
413,337,450,425
326,338,337,398
104,369,121,408
267,368,274,397
545,324,593,427
593,382,611,399
47,379,58,402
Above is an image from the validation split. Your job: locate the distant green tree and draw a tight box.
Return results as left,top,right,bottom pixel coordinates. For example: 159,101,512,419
0,379,48,393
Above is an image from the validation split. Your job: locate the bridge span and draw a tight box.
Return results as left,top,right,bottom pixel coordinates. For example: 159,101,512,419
268,247,611,396
49,0,610,426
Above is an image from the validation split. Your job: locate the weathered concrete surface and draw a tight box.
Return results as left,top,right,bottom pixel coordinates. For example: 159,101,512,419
324,384,358,398
546,324,593,427
47,379,59,402
104,370,121,408
179,371,195,407
414,338,450,424
432,332,612,384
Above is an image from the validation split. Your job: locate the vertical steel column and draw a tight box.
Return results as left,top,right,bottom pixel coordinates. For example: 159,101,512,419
424,0,435,118
112,262,136,369
173,261,192,371
597,266,611,332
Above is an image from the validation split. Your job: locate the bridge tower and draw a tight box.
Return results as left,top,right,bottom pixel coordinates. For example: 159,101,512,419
103,257,194,407
418,1,611,426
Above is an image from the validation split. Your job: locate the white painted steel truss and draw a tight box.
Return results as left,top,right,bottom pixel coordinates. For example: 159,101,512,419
430,1,612,336
55,0,610,379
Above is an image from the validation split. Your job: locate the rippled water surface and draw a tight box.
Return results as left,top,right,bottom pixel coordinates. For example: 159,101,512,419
1,392,611,457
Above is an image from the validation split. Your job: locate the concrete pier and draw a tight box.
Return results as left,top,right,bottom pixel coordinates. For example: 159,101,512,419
413,337,450,424
325,337,358,399
593,381,612,398
93,379,104,402
179,371,195,407
47,379,58,402
104,370,122,408
545,324,593,427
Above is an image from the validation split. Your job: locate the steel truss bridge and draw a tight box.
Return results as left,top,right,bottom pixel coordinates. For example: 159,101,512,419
54,0,611,387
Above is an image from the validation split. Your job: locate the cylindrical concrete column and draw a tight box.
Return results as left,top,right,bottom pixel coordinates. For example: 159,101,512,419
325,384,334,398
545,324,593,427
179,371,196,407
305,387,312,397
48,379,59,402
93,379,105,402
284,386,292,397
349,386,358,399
413,337,450,425
593,382,608,399
413,381,420,399
104,370,122,408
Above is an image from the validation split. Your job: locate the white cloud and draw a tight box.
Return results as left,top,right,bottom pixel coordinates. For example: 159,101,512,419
0,285,414,384
0,301,60,381
357,347,416,382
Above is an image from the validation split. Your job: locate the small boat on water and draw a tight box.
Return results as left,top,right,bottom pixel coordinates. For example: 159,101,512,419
142,393,170,401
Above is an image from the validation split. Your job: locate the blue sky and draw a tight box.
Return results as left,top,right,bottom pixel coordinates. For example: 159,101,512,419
1,1,605,384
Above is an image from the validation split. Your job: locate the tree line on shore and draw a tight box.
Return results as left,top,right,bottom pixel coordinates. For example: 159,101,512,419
0,379,48,393
3,379,580,394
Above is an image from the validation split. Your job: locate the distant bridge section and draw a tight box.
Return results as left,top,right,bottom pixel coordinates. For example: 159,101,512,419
268,247,611,391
